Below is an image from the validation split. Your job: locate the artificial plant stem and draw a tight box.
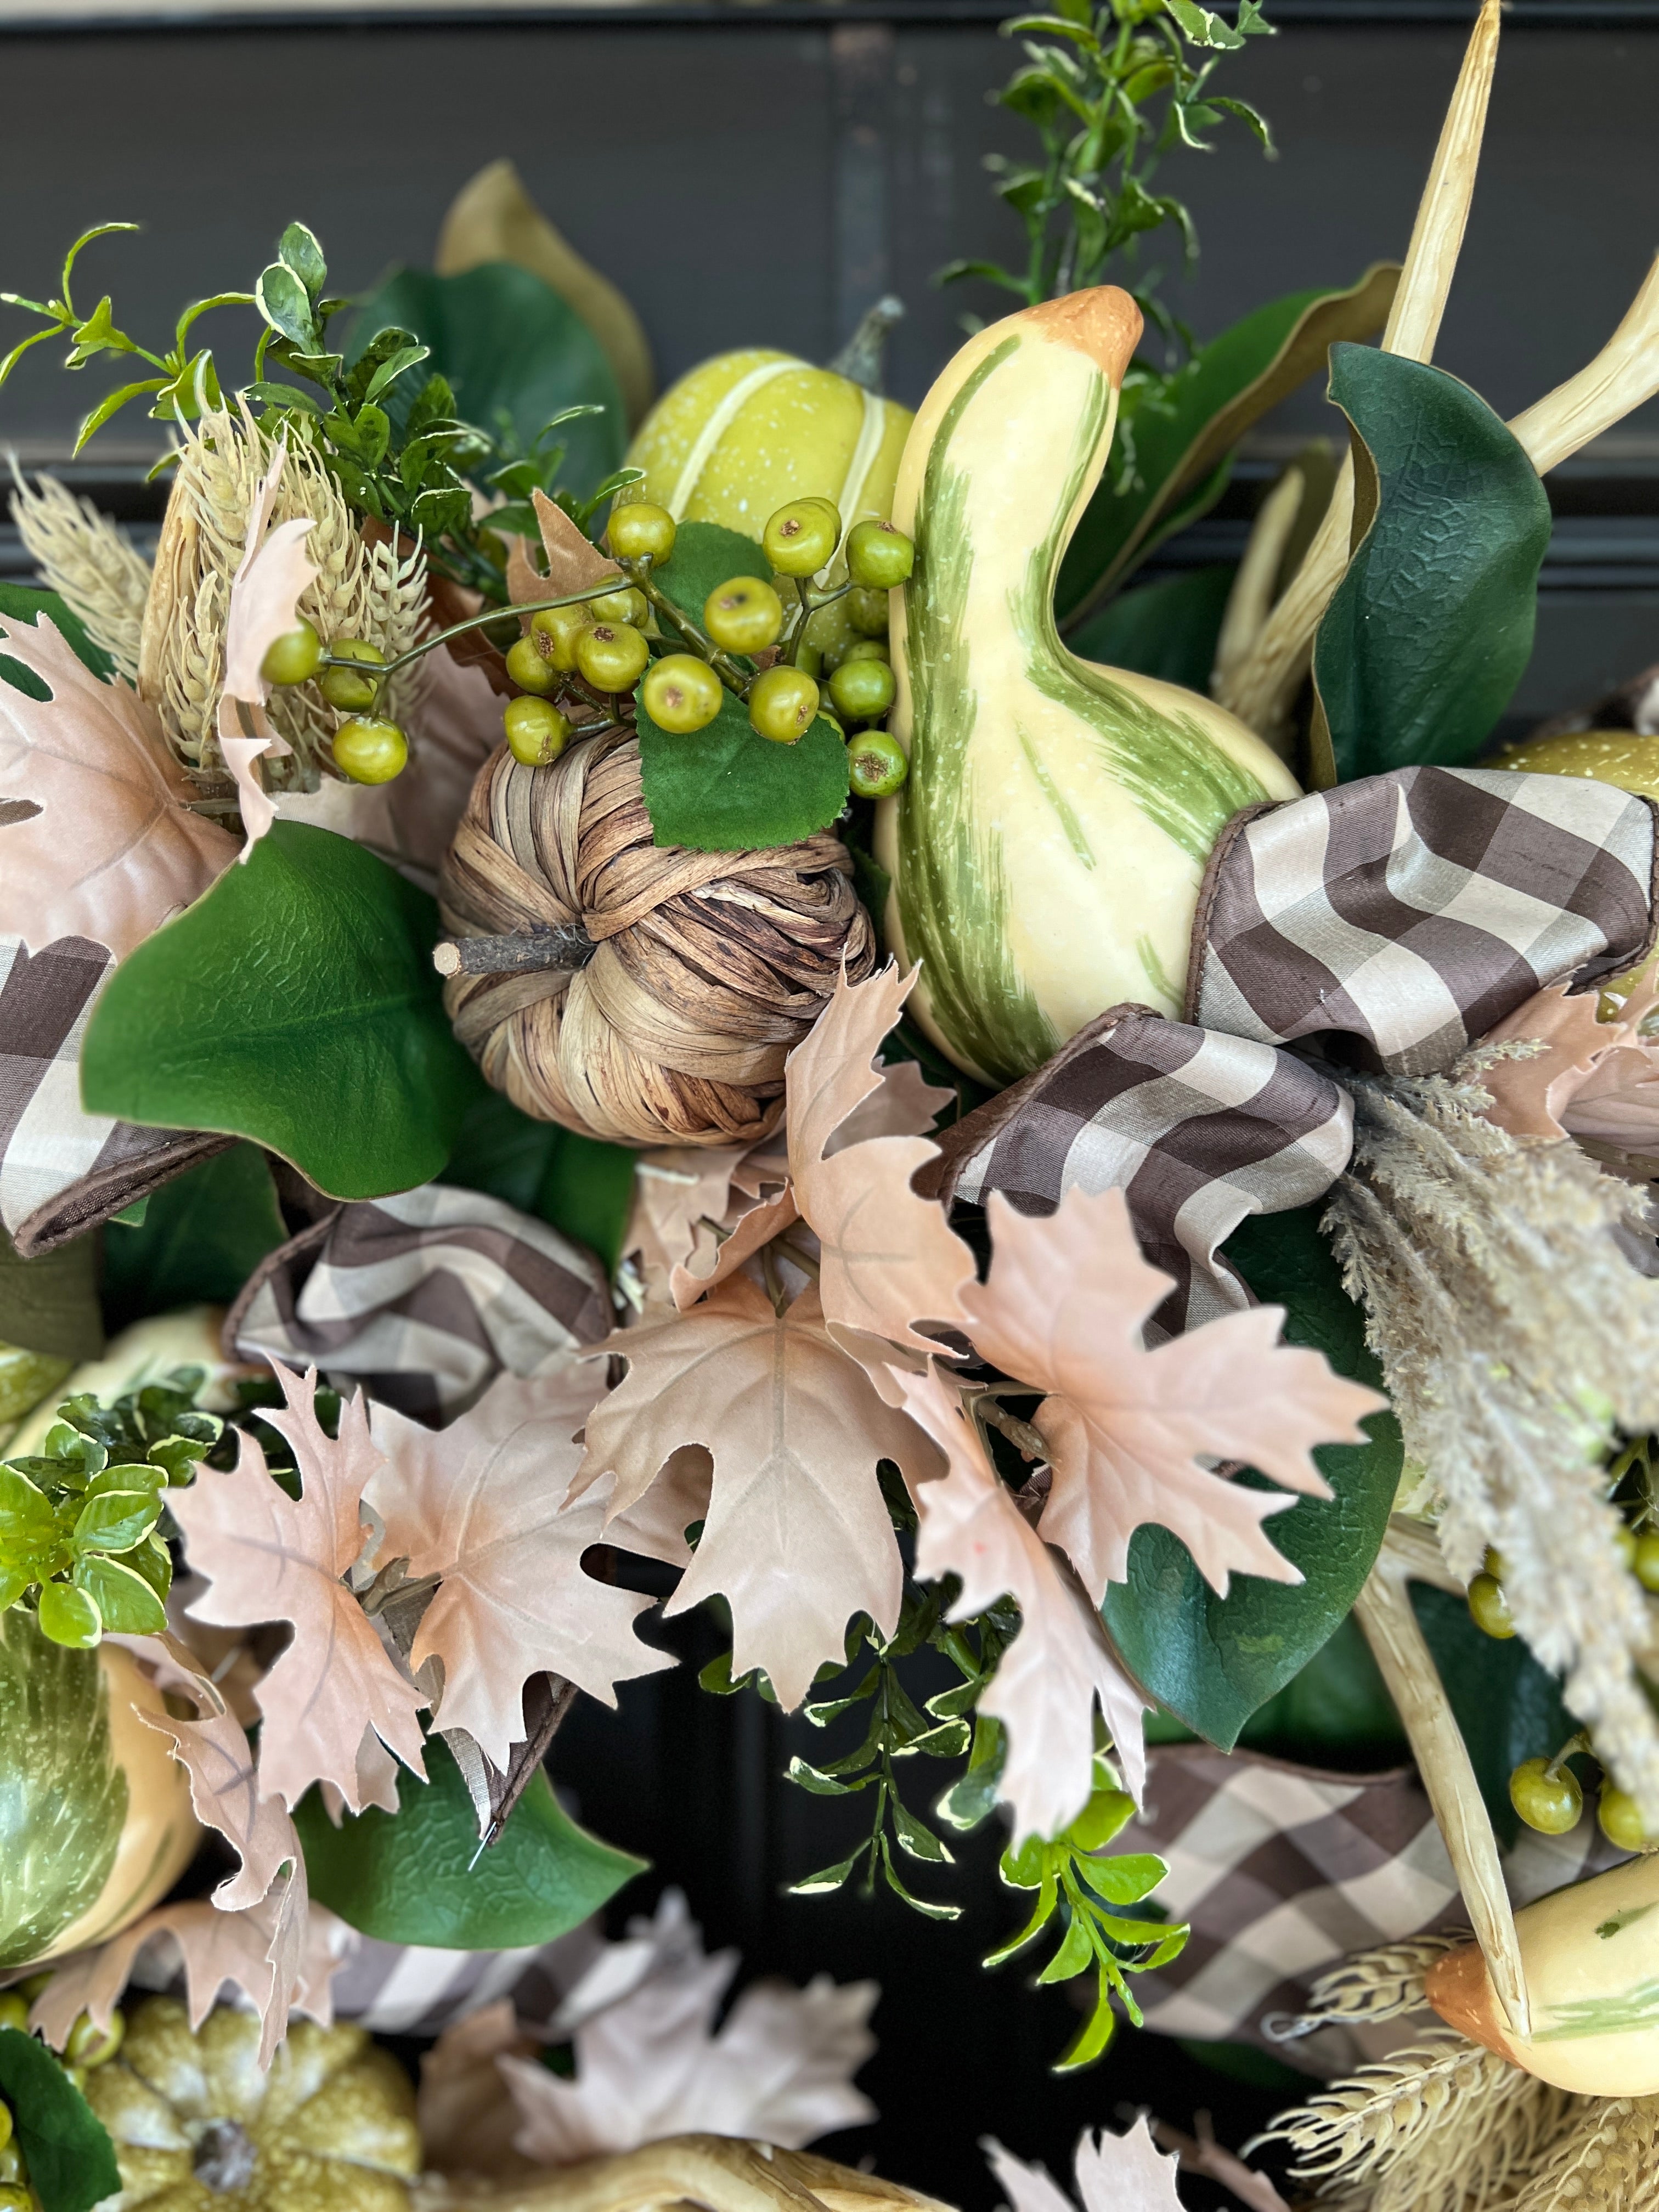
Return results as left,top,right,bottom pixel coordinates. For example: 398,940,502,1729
635,571,749,691
373,580,627,683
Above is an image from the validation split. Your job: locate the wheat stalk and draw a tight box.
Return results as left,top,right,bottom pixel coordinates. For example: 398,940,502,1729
1504,2097,1659,2211
1273,1935,1471,2040
8,466,152,681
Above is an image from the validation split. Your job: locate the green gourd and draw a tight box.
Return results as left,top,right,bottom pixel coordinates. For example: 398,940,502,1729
874,287,1301,1087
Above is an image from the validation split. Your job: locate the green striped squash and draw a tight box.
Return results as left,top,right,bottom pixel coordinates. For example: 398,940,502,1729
0,1609,199,1970
874,290,1301,1087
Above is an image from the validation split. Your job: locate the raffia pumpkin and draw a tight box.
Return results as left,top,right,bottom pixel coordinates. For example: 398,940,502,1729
437,731,874,1149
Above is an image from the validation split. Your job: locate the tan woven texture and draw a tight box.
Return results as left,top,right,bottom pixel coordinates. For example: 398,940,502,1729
438,732,874,1148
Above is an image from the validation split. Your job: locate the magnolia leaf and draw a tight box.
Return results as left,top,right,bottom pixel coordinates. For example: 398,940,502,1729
365,1367,675,1770
0,2027,120,2212
635,686,849,854
961,1187,1384,1599
985,2120,1184,2212
80,822,482,1201
215,446,317,856
1064,565,1235,693
582,1276,934,1709
167,1363,428,1811
0,583,112,696
1314,346,1553,782
0,613,235,961
442,1087,637,1275
100,1142,285,1333
897,1367,1147,1844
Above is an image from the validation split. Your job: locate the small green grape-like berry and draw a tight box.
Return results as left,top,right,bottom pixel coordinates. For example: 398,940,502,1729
318,637,386,712
704,577,784,656
0,2133,22,2183
0,2183,31,2211
846,585,890,637
840,637,890,665
530,602,592,673
1615,1524,1639,1570
828,654,896,724
503,696,572,767
0,1996,26,2036
1634,1531,1659,1593
748,664,821,744
1484,1547,1508,1581
1509,1756,1583,1835
1600,1785,1653,1852
641,653,724,736
259,615,324,687
332,716,409,786
37,1580,101,1649
1468,1571,1516,1640
606,502,676,563
575,622,651,693
845,517,915,590
65,2008,123,2068
587,584,649,628
847,729,908,799
763,498,842,578
0,2108,10,2159
504,634,560,696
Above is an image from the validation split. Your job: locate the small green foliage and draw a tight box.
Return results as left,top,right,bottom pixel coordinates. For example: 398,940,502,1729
0,1370,219,1644
0,2024,121,2212
984,1754,1187,2070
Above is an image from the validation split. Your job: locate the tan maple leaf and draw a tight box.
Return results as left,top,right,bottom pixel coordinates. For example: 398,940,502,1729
364,1366,675,1769
167,1363,429,1812
512,487,623,601
896,1366,1147,1841
961,1189,1386,1601
136,1701,300,1911
0,613,236,960
1480,969,1659,1158
580,1277,936,1708
986,2123,1186,2212
216,444,318,855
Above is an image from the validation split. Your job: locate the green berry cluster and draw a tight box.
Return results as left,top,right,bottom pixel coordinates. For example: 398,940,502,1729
260,621,410,786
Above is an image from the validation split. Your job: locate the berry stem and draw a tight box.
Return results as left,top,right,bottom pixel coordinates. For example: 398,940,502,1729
629,568,751,692
1545,1730,1592,1780
373,580,630,685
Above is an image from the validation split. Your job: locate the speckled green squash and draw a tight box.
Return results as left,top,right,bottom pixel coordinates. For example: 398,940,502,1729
874,289,1302,1087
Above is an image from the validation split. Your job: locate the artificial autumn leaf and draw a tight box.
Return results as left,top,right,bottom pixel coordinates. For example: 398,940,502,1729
216,445,318,856
136,1702,301,1910
168,1362,428,1812
497,1893,876,2164
961,1189,1386,1601
0,614,236,960
582,1276,936,1707
986,2123,1185,2212
785,964,975,1351
1480,970,1659,1156
364,1366,675,1770
896,1365,1147,1841
518,487,623,601
669,1183,800,1311
419,2000,538,2185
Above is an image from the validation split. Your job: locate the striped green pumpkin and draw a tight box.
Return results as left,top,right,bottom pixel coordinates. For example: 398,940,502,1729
874,290,1301,1087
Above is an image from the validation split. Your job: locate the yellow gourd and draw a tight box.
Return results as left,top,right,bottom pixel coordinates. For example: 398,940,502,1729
1492,729,1659,804
873,289,1300,1087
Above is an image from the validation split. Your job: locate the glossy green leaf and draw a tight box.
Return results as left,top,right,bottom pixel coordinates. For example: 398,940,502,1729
101,1142,286,1332
636,685,849,853
292,1732,642,1948
0,2025,121,2212
81,824,483,1202
1099,1203,1401,1749
1233,1609,1406,1765
71,1488,159,1554
1035,1910,1095,1983
439,1089,634,1276
347,263,624,496
1057,265,1398,624
786,1849,864,1897
0,582,112,699
71,1554,166,1634
1313,346,1553,784
1065,563,1235,692
0,1223,100,1368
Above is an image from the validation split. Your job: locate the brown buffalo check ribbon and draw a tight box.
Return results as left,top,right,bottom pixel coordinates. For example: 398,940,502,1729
923,766,1658,1332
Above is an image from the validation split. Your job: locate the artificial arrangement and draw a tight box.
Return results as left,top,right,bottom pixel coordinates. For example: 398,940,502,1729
3,0,1659,2207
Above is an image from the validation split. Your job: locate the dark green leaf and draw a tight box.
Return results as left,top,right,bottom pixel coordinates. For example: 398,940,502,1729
786,1756,869,1798
439,1088,634,1276
1313,346,1553,784
101,1143,285,1333
255,263,315,350
636,686,849,854
1057,266,1399,624
877,1835,962,1920
787,1848,864,1897
245,381,322,415
890,1793,953,1863
0,2025,121,2212
81,823,483,1203
1233,1609,1406,1765
347,263,623,497
276,221,328,298
292,1731,642,1946
0,1221,100,1367
1099,1203,1401,1749
1066,563,1234,691
1413,1582,1577,1849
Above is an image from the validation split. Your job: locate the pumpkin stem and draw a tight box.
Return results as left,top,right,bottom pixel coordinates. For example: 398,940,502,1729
194,2118,257,2191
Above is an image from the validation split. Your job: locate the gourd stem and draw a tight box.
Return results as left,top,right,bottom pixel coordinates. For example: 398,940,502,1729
434,925,595,978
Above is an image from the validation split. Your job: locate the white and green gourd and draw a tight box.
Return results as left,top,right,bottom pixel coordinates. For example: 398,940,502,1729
874,288,1301,1087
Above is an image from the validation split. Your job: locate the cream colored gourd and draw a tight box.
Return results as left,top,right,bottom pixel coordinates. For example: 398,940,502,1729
1427,1853,1659,2095
874,289,1301,1087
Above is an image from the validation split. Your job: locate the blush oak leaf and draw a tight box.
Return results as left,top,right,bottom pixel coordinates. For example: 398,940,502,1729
136,1702,301,1911
216,445,318,855
962,1189,1386,1601
985,2123,1187,2212
167,1362,428,1813
364,1366,675,1770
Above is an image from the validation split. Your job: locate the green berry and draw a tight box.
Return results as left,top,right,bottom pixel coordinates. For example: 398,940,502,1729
840,637,890,665
65,2008,122,2068
0,2186,31,2211
318,637,385,712
1615,1524,1639,1570
1634,1531,1659,1593
332,716,409,786
1484,1547,1508,1581
503,696,572,767
0,2135,22,2184
505,634,559,696
1600,1786,1652,1853
845,517,914,590
37,1581,100,1649
606,502,676,563
0,1997,25,2037
828,655,895,724
846,585,890,637
1509,1756,1583,1835
642,653,724,736
704,577,784,656
575,621,651,693
1468,1571,1515,1640
259,615,323,687
847,728,908,799
530,602,592,673
763,499,842,579
587,584,649,628
747,664,821,744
